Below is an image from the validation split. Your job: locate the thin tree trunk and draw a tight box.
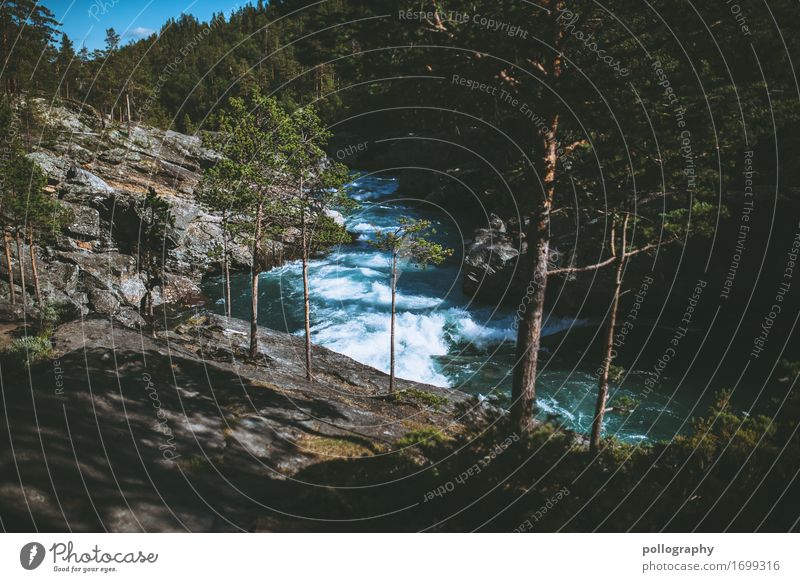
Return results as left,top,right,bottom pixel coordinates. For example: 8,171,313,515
126,92,131,133
147,290,154,323
389,251,397,393
3,229,15,304
15,228,26,308
302,252,312,380
222,215,232,318
590,215,629,453
249,265,260,358
249,202,264,359
224,254,232,318
28,229,41,306
146,249,156,337
301,207,312,381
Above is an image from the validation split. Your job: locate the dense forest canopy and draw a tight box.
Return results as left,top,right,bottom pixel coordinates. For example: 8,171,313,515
3,0,798,212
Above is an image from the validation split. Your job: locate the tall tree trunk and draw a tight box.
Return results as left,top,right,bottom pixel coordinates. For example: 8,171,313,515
249,202,264,359
146,249,156,337
299,187,311,381
14,227,26,308
147,291,154,325
510,213,550,431
126,92,132,134
27,229,41,306
222,212,231,318
300,196,311,381
249,264,260,359
389,251,397,393
302,252,312,379
590,215,629,453
301,205,312,381
510,116,560,432
224,252,232,318
3,229,15,304
509,2,564,433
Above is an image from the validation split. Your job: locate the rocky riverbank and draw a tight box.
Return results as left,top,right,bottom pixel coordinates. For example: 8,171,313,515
0,312,502,531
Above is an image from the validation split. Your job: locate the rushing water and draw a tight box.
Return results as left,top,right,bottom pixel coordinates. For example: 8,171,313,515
205,174,690,443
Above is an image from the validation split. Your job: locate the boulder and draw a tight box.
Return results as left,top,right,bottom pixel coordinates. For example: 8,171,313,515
66,165,114,194
99,147,141,165
61,202,102,239
43,260,80,295
28,151,70,183
115,308,146,329
163,130,219,167
324,208,346,227
118,275,147,306
88,288,119,315
160,274,202,305
0,300,26,322
463,215,526,304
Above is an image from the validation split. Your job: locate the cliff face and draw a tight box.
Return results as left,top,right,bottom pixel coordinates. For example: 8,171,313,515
1,100,252,326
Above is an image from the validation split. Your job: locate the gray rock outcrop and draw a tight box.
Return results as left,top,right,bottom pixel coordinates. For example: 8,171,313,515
1,100,247,325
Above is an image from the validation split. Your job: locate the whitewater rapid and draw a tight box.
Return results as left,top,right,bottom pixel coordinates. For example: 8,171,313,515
253,174,525,387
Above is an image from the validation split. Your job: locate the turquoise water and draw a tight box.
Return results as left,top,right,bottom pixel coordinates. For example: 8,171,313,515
204,174,689,442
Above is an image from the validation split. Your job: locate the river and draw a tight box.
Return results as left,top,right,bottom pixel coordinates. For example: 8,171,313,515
203,174,690,443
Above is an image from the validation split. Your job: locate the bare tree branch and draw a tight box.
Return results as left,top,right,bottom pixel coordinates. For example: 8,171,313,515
623,242,661,257
547,254,616,276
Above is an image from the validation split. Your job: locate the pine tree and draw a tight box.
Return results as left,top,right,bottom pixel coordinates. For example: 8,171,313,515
580,200,715,451
0,0,58,94
95,28,121,121
284,105,353,380
205,92,294,359
55,33,76,100
196,158,249,319
370,219,452,392
137,187,175,332
1,151,45,309
25,166,70,307
0,96,19,304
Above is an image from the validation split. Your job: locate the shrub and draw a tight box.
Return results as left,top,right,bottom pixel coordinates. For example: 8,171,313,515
1,336,53,370
179,455,214,472
396,427,449,449
612,395,639,414
778,359,800,379
37,299,76,335
608,364,626,383
388,388,448,409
